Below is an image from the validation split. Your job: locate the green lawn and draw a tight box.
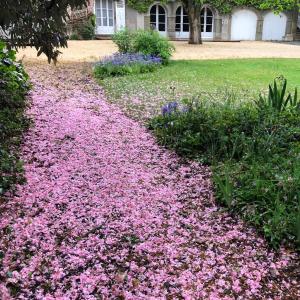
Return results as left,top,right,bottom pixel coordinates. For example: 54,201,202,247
101,58,300,121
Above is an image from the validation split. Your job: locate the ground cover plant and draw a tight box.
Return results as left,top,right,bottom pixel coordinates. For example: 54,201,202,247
0,42,30,197
112,29,175,64
101,58,300,121
94,29,174,80
93,53,162,79
149,77,300,248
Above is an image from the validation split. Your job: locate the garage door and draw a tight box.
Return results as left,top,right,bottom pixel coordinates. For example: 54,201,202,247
231,9,257,41
262,12,287,41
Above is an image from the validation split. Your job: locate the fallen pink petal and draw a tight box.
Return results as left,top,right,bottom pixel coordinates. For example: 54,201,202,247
0,64,299,299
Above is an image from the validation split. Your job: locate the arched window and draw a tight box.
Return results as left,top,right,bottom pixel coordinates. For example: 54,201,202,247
150,4,166,32
175,6,189,33
201,7,213,38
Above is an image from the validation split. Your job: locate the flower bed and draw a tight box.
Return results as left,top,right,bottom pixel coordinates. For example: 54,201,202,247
149,78,300,248
93,53,162,79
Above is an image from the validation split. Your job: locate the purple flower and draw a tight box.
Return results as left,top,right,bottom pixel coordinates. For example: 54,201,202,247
95,53,162,68
161,102,178,116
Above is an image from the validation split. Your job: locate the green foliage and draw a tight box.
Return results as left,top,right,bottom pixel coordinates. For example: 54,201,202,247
0,0,89,63
127,0,155,13
112,28,134,53
0,41,30,196
256,76,299,113
77,15,96,40
149,78,300,248
94,61,161,79
112,29,175,63
133,30,175,63
69,33,80,40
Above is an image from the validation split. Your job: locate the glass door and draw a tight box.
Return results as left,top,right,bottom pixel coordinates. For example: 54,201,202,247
95,0,114,35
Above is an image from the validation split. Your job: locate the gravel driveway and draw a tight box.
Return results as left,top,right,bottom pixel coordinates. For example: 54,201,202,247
17,40,300,62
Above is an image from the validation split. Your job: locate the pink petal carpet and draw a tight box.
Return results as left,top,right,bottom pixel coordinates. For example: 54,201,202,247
0,64,299,299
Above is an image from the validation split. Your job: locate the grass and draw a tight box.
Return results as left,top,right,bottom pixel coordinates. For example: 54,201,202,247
101,58,300,121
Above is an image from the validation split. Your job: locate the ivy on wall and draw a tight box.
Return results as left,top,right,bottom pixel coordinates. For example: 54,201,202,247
127,0,299,14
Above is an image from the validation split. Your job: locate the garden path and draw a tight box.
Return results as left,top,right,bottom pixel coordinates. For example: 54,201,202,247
0,63,299,299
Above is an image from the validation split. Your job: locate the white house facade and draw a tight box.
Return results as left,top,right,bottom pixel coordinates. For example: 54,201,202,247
82,0,299,41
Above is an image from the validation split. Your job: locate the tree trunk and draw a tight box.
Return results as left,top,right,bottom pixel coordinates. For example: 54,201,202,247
184,1,202,44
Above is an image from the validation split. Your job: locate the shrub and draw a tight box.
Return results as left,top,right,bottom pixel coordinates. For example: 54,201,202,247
112,29,175,64
149,78,300,248
112,28,134,53
93,53,162,79
70,15,96,40
69,33,79,40
0,41,30,196
132,30,175,64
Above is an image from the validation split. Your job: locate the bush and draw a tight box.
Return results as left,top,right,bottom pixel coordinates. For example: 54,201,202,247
0,41,30,196
93,53,162,79
149,78,300,248
69,33,79,40
112,29,174,64
132,30,175,64
70,15,96,40
112,28,134,53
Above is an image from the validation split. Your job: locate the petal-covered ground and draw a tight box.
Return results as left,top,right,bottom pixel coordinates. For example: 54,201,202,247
0,63,299,299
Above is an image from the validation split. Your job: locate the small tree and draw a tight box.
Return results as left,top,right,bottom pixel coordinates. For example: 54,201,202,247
0,0,89,63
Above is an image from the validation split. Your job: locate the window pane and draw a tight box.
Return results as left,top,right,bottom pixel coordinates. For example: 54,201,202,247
150,14,156,23
175,23,180,32
159,23,165,31
206,17,213,25
108,10,113,19
158,6,165,14
200,8,205,16
183,16,189,23
95,0,100,9
150,5,156,14
176,15,181,24
103,18,107,26
176,6,181,16
201,16,204,24
108,0,113,9
183,7,188,15
206,24,212,32
96,9,101,18
183,24,189,32
159,15,165,23
102,0,106,9
201,25,204,32
109,18,113,26
207,9,213,17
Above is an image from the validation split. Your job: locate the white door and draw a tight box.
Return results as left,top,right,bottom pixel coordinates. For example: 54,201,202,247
95,0,114,35
150,4,167,37
262,12,287,41
231,9,257,41
201,7,214,39
175,6,189,39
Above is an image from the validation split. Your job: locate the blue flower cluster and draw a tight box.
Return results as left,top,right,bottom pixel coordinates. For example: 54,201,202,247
161,102,178,116
96,53,162,67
